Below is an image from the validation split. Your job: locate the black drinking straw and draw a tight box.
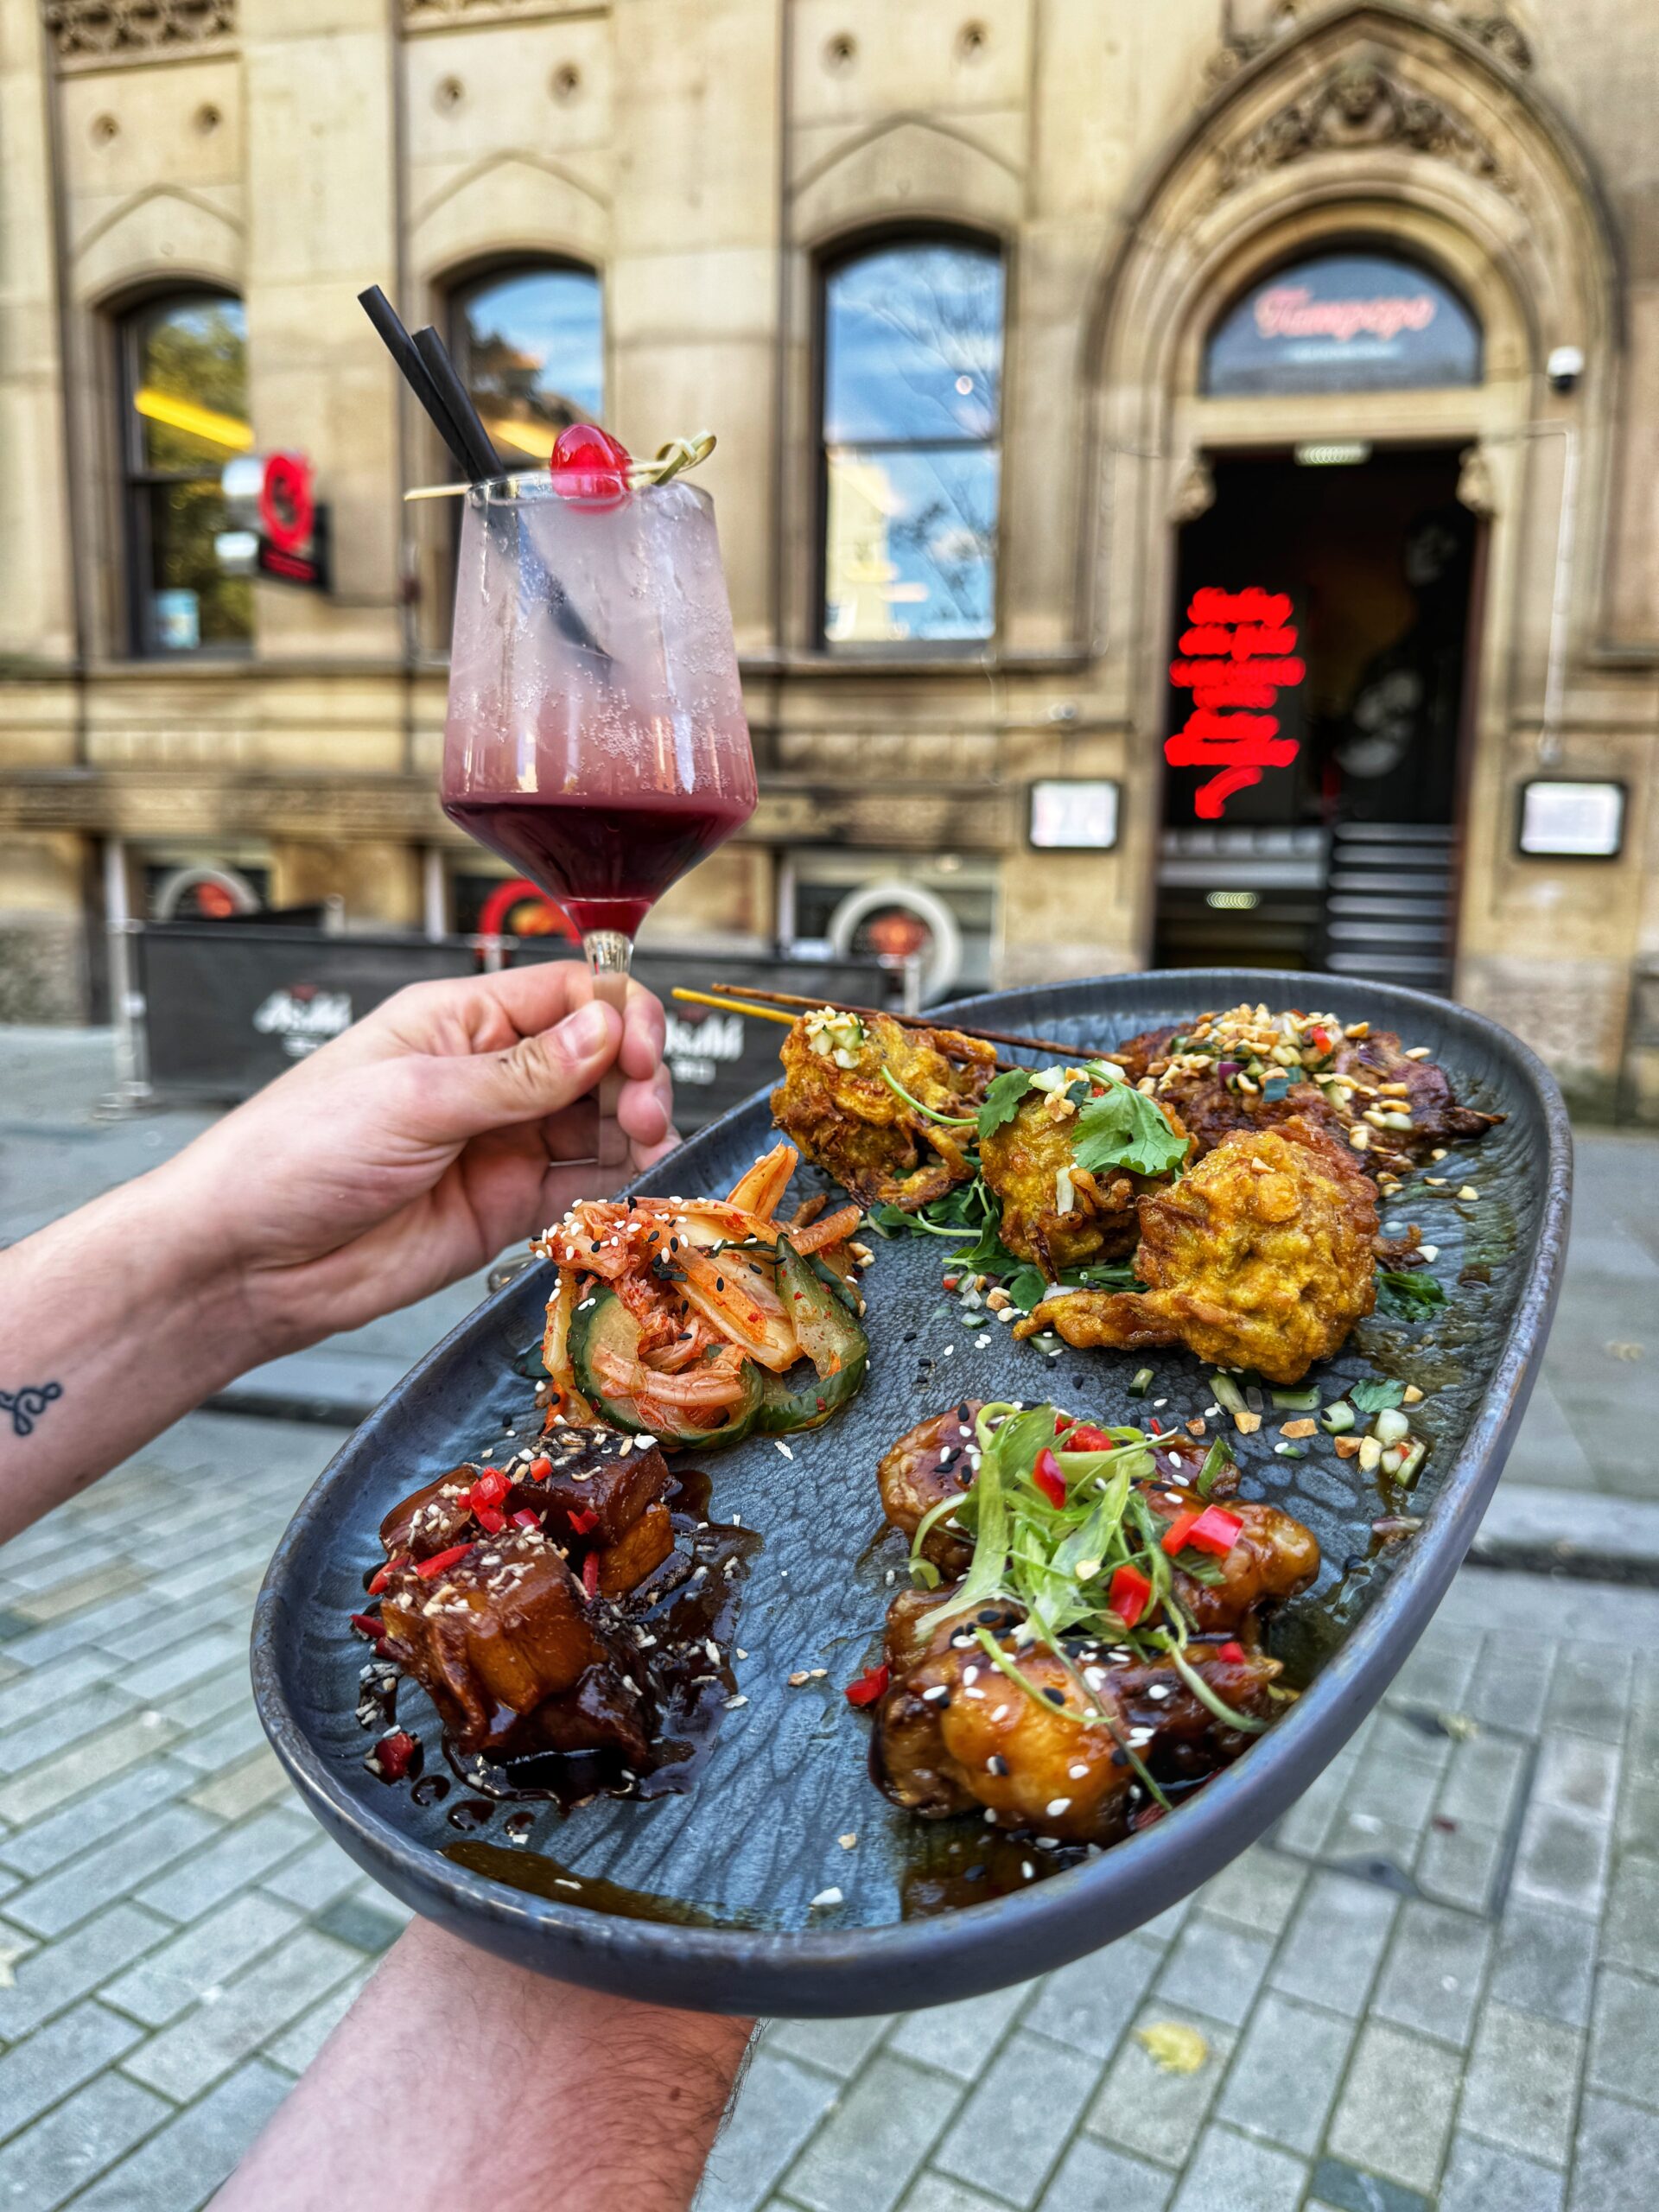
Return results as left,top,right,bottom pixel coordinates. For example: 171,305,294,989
411,326,502,483
358,287,472,476
360,287,611,663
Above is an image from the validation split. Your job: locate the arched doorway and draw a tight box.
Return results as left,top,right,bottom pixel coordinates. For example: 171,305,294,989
1085,6,1618,1001
1158,243,1487,986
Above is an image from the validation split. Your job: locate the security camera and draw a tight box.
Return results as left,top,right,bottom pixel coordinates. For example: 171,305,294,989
1547,345,1585,395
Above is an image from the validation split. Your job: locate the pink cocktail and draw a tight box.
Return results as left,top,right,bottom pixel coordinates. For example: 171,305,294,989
442,458,757,1159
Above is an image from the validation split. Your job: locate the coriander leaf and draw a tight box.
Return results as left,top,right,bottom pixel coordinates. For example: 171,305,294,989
949,1217,1027,1279
977,1068,1033,1139
1071,1083,1186,1179
1376,1269,1447,1319
1005,1264,1051,1313
865,1202,914,1230
1350,1378,1406,1412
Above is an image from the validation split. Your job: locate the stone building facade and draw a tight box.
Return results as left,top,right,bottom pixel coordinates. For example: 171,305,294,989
2,0,1656,1109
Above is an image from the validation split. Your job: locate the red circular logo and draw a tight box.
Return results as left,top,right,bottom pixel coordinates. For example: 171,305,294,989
477,878,578,941
260,453,315,553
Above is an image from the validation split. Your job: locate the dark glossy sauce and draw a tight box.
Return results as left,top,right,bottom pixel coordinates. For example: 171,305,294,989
445,1837,770,1929
362,1466,760,1892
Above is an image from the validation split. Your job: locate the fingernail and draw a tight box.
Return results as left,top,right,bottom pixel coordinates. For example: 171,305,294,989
559,1002,611,1057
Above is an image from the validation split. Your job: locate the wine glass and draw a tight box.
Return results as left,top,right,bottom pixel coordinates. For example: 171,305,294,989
442,467,758,1166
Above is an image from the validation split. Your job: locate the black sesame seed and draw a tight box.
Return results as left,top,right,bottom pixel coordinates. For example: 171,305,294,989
1111,1748,1128,1767
902,1331,918,1343
977,1608,1001,1625
963,1864,987,1881
1044,1688,1065,1707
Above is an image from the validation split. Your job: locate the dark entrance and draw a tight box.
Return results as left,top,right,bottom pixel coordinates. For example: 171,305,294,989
1155,445,1479,989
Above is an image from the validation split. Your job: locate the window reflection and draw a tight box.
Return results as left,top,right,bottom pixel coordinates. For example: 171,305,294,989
452,265,605,467
822,239,1003,645
122,295,252,656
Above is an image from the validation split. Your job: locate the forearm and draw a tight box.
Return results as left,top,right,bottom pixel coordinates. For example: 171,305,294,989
0,1160,265,1541
215,1917,753,2212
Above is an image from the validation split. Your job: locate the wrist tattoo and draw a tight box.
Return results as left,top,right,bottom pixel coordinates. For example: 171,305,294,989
1,1382,63,1439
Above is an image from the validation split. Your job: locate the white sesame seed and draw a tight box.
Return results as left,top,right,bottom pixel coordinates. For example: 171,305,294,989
809,1888,842,1908
1046,1797,1071,1816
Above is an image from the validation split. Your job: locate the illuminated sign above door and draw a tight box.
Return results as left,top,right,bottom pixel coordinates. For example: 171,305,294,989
1166,588,1306,820
1205,251,1482,397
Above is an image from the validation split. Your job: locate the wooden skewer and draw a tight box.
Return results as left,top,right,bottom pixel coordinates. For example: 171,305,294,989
700,982,1119,1063
671,988,797,1025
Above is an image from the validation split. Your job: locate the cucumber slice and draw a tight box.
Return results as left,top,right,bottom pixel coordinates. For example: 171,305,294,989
568,1290,762,1451
756,1238,870,1433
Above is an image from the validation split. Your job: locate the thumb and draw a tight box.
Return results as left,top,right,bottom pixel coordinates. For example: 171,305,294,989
401,999,619,1141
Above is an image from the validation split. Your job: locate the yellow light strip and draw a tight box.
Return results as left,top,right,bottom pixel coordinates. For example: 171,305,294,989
480,414,558,461
133,385,254,453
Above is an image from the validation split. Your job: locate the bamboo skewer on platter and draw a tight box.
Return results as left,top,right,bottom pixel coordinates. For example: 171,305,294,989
669,984,1117,1065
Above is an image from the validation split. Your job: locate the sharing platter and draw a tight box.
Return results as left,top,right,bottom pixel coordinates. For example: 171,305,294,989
252,971,1569,2017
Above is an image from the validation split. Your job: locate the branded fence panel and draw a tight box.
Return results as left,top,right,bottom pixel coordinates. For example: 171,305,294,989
130,926,890,1131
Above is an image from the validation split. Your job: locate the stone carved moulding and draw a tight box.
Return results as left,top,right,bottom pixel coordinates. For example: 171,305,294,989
401,0,604,28
1205,5,1533,92
41,0,234,62
1211,55,1514,205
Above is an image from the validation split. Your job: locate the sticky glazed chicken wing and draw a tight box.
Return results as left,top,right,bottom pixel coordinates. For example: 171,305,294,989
1019,1116,1378,1384
1112,1003,1501,1185
979,1073,1190,1271
874,1606,1284,1846
771,1006,997,1211
865,1400,1320,1846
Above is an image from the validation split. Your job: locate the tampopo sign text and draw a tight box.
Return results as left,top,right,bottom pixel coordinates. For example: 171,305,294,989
1166,588,1306,821
1205,251,1482,397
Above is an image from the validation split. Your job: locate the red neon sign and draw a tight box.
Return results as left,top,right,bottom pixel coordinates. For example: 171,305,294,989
1166,586,1306,819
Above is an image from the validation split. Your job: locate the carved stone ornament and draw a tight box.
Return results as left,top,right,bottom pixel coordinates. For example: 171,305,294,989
41,0,234,58
1455,11,1534,73
1213,57,1513,201
1169,454,1217,524
402,0,573,26
1455,442,1497,518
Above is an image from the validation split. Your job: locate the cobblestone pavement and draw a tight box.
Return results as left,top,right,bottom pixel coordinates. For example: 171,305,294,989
3,1033,1659,2205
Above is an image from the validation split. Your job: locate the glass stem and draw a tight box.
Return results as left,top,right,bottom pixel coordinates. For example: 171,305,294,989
583,931,633,1170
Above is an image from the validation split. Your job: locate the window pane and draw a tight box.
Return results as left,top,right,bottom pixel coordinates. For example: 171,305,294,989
824,443,998,643
134,299,251,472
143,479,251,652
456,267,604,465
824,243,1002,445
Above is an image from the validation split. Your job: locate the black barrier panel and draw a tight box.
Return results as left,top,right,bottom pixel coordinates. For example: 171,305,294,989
132,926,891,1131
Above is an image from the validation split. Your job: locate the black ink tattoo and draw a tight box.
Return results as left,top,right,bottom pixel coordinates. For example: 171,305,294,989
1,1382,62,1439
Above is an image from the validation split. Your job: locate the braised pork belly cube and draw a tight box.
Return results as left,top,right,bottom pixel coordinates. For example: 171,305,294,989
529,1425,671,1548
593,1501,674,1598
378,1526,648,1760
378,1469,476,1561
874,1606,1282,1846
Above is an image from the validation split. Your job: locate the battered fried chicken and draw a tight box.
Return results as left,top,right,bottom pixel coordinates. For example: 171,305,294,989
1113,1004,1500,1180
1018,1116,1378,1383
771,1006,997,1211
979,1074,1190,1270
874,1604,1283,1845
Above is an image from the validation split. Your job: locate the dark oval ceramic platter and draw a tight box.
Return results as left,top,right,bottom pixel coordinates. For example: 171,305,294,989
251,970,1571,2017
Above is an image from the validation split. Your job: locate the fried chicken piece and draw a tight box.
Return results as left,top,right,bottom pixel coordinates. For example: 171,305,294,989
874,1606,1282,1844
979,1080,1190,1270
1018,1117,1377,1384
771,1007,997,1211
378,1527,652,1762
1114,1009,1500,1178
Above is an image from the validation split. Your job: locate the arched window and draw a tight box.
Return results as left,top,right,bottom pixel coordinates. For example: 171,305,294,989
120,293,252,656
449,264,605,467
820,237,1004,646
1205,250,1482,397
